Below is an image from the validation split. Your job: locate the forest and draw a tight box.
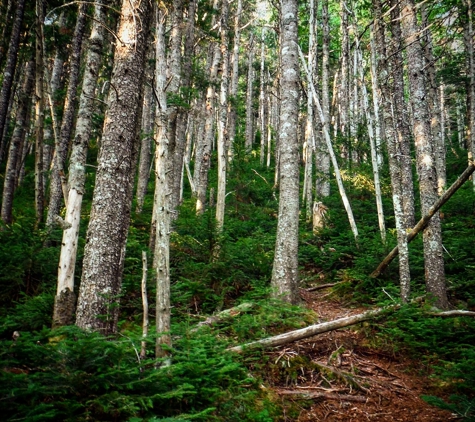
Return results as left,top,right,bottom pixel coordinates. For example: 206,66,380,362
1,0,475,420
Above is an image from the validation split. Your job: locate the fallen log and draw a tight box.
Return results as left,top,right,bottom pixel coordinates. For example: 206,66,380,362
427,310,475,317
228,307,393,353
277,389,367,403
371,163,475,278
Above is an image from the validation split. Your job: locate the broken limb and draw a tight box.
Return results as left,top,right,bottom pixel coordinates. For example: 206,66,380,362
277,390,367,403
371,163,475,278
227,306,393,353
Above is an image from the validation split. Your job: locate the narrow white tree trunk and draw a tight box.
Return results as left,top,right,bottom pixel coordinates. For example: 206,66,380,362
153,10,172,359
245,35,255,152
54,0,106,327
298,46,359,242
216,0,230,231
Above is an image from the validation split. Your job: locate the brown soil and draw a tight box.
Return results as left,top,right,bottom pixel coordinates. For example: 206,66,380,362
265,289,455,421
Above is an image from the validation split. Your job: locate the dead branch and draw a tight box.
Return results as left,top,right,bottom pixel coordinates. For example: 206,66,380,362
228,306,394,353
427,310,475,317
305,281,345,291
191,302,255,332
277,389,367,402
371,163,475,277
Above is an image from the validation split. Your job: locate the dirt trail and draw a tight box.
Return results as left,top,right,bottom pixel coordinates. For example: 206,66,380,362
266,289,454,421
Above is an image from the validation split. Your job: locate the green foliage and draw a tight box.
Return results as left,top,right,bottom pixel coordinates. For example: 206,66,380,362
0,325,279,421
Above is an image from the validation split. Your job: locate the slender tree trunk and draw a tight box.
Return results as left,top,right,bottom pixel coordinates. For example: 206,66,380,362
372,3,411,302
338,0,350,158
299,47,359,243
227,0,242,161
389,0,415,228
135,44,155,214
166,0,184,213
259,30,267,166
153,9,171,359
356,41,386,243
421,4,446,195
271,0,300,304
316,0,330,198
1,59,35,226
0,0,25,151
245,35,255,152
194,18,221,214
54,1,107,328
34,0,45,226
75,0,152,334
216,0,230,231
465,0,475,189
400,0,449,309
46,5,88,228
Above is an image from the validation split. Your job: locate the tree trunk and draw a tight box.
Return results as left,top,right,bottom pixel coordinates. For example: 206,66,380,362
46,5,88,228
465,0,475,189
316,0,330,198
135,44,155,214
389,0,415,228
1,59,34,226
421,4,446,195
299,47,359,243
245,34,255,152
34,0,45,227
372,1,411,302
75,0,152,334
54,0,107,328
259,30,267,167
400,0,448,309
271,0,300,304
371,163,475,278
153,9,171,358
215,0,230,232
227,0,243,162
0,0,25,150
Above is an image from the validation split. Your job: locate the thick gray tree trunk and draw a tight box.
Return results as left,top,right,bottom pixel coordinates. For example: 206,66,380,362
271,0,300,304
54,0,107,328
75,0,152,334
400,0,449,309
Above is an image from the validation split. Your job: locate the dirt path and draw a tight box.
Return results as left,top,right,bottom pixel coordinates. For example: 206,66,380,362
265,289,454,421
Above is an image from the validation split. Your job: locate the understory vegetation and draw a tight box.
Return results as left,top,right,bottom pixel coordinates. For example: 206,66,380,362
1,143,475,421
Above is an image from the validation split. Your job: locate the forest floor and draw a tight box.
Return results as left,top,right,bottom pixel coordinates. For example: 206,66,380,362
265,288,456,422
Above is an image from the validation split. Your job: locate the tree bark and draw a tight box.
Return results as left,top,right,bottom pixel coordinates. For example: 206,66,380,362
0,0,25,150
34,0,45,227
46,5,88,228
75,0,152,334
371,163,475,278
401,0,449,310
54,0,107,328
228,306,392,353
1,59,35,226
153,8,172,358
372,1,411,302
271,0,300,304
245,34,255,152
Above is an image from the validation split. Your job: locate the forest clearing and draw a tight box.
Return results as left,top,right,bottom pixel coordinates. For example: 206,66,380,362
1,0,475,420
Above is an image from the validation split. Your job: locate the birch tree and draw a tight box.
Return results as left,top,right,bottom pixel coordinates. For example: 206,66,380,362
75,0,152,334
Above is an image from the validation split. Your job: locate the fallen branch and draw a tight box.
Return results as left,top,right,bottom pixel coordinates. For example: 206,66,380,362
191,302,255,332
305,281,345,291
427,310,475,317
371,163,475,278
228,306,393,353
277,389,367,403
